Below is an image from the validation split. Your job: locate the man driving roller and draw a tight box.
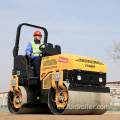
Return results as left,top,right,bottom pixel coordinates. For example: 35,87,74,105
26,30,44,76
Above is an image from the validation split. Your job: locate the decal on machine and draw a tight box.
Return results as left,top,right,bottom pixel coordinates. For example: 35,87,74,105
75,58,104,65
59,57,68,63
85,64,95,68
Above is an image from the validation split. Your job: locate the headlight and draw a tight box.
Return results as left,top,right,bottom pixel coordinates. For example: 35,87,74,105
99,78,103,82
77,75,81,80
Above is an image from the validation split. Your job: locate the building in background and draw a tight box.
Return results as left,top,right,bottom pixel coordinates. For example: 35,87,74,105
106,81,120,107
0,92,8,108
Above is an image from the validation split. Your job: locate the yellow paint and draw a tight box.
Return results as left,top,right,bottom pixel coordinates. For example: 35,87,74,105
51,72,58,90
59,71,67,91
42,73,53,89
13,94,22,108
10,75,21,94
40,53,106,79
41,53,106,90
37,96,40,99
55,91,68,108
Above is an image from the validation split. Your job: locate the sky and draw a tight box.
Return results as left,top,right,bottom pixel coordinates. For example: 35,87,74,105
0,0,120,92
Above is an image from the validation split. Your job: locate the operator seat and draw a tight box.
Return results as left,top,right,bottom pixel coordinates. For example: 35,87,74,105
42,43,61,56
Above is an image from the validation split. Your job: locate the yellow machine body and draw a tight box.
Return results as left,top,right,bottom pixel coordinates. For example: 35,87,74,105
40,53,106,89
40,53,106,77
8,23,110,115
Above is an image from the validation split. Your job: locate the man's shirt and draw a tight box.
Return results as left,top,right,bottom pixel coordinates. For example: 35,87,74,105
26,40,41,59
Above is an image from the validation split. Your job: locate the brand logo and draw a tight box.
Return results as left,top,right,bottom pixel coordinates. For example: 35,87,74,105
75,58,104,65
85,64,95,68
59,57,68,63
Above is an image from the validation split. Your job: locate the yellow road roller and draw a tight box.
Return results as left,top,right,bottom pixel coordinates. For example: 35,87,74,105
8,23,110,114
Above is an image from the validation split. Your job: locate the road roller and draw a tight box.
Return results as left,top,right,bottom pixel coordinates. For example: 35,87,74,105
8,23,110,114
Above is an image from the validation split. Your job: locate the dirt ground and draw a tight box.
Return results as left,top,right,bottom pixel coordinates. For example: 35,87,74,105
0,112,120,120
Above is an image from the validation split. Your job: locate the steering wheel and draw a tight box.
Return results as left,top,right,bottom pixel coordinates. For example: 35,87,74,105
39,43,46,51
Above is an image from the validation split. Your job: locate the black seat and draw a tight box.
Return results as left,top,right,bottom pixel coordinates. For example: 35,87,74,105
42,43,61,57
54,45,61,55
42,43,55,56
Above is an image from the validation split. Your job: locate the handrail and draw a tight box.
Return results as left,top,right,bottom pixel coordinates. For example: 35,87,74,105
13,23,48,57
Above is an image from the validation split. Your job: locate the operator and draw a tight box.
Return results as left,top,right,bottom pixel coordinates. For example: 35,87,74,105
26,30,44,76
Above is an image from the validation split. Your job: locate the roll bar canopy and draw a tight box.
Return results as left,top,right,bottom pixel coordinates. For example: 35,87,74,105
13,23,48,57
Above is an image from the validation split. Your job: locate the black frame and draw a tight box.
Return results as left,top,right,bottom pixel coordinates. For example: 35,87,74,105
13,23,48,57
